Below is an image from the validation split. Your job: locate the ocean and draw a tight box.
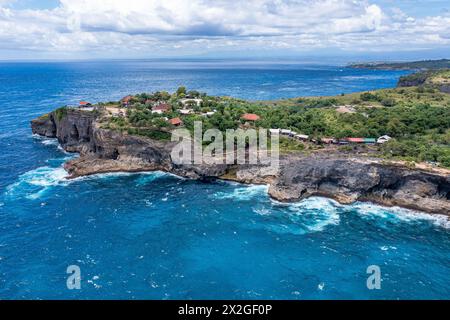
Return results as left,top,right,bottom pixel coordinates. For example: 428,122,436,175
0,60,448,299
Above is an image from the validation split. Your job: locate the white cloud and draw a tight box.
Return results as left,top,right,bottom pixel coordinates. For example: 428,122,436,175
0,0,449,58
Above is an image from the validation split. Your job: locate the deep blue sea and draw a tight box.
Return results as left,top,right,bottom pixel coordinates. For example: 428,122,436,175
0,60,449,300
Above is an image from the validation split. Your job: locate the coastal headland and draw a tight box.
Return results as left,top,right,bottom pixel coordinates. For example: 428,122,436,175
31,71,450,215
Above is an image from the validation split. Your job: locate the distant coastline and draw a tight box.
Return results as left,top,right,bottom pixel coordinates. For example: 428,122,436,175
348,58,450,71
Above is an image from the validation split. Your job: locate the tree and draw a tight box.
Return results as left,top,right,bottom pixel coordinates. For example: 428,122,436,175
176,86,187,97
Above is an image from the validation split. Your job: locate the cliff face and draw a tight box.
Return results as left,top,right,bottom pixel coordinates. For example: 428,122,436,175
31,109,450,215
397,70,450,94
269,156,450,214
31,110,96,153
31,109,228,180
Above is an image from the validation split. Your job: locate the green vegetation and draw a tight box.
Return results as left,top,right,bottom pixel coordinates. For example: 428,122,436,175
398,68,450,89
350,59,450,70
271,86,450,108
38,113,50,120
100,84,450,168
279,137,306,153
127,128,172,141
381,134,450,167
54,107,68,121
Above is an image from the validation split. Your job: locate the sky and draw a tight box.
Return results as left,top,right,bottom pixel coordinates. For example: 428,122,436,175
0,0,449,61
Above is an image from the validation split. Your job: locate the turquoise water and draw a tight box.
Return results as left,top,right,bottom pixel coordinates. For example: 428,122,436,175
0,60,449,299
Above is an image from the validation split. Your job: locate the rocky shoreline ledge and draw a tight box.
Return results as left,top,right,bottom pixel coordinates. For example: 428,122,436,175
31,109,450,215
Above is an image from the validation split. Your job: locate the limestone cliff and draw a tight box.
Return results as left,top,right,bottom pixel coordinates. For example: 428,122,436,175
31,109,450,215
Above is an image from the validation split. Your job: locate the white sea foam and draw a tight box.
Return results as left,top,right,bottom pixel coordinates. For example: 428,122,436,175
269,196,449,230
352,202,450,229
253,207,271,216
41,139,59,146
69,170,175,183
32,134,57,144
258,197,341,235
5,165,69,200
32,134,74,155
5,166,177,201
7,166,68,189
285,197,341,232
212,184,268,201
135,171,174,185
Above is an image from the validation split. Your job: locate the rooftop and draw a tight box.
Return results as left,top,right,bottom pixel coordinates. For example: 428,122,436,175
241,113,261,121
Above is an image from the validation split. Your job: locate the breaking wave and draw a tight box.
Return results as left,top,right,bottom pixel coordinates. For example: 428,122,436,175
247,197,341,235
352,202,450,229
212,184,268,201
4,165,174,200
5,165,69,200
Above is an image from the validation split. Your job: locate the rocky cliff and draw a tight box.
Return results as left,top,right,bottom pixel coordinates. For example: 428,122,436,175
397,70,450,94
31,109,229,180
269,155,450,215
31,109,450,215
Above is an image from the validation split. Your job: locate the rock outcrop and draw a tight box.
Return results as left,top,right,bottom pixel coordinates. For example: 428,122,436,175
31,109,450,215
31,109,229,180
269,156,450,214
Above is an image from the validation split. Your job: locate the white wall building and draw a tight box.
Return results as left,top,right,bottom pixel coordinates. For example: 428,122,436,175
180,98,203,107
377,135,392,144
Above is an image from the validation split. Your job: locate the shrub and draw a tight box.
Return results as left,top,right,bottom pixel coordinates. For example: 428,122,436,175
381,98,396,107
360,92,381,102
54,107,68,121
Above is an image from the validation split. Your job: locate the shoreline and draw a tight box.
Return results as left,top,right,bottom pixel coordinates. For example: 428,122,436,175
31,140,449,224
31,96,450,216
53,157,450,225
59,150,449,216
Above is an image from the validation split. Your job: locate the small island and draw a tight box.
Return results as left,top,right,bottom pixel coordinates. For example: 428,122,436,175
31,72,450,215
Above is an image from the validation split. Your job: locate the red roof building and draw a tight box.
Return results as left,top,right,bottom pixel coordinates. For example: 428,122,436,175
169,117,183,126
79,101,91,106
152,103,171,113
241,113,261,121
121,96,133,106
346,138,364,143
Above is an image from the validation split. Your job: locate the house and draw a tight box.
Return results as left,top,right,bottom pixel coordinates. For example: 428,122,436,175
145,99,156,105
201,111,216,117
295,134,309,141
169,117,183,126
321,138,336,144
364,138,377,144
152,103,171,114
180,98,203,107
79,101,92,107
346,138,365,144
121,96,133,107
346,137,376,144
280,129,297,136
179,109,193,115
377,135,392,144
269,129,280,135
241,113,261,122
